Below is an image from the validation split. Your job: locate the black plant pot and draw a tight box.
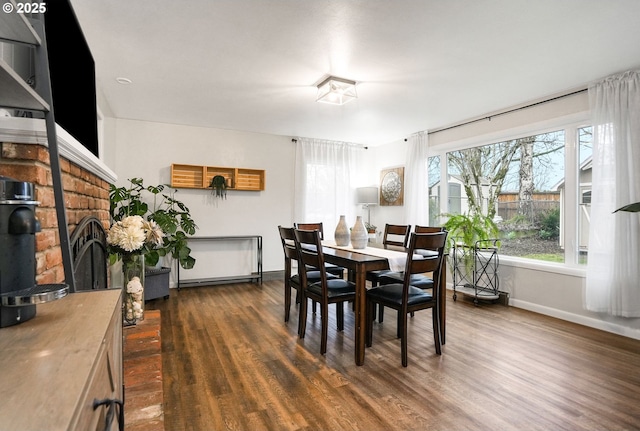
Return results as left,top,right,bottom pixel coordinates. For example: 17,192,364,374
144,267,171,301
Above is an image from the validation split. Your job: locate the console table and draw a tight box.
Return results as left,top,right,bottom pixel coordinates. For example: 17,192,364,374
177,235,263,288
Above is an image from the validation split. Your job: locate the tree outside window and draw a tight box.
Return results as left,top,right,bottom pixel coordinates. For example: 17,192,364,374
445,131,566,262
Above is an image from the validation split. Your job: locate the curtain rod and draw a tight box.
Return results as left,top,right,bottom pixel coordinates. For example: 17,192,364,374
293,87,587,144
427,88,588,136
291,138,368,149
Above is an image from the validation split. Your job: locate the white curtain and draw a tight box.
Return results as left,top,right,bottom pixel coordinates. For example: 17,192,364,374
585,69,640,317
404,131,429,226
294,138,362,238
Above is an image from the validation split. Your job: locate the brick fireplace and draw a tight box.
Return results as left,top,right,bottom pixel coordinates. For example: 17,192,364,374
0,118,115,284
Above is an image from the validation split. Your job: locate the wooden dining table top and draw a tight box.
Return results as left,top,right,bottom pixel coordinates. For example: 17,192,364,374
321,240,409,265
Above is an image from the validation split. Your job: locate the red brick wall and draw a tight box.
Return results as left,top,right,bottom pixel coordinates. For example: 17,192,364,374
1,142,110,284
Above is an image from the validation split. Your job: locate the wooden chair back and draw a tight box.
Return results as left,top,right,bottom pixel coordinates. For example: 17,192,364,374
293,228,328,293
278,226,298,262
294,222,325,240
402,232,448,287
382,224,412,249
414,225,445,233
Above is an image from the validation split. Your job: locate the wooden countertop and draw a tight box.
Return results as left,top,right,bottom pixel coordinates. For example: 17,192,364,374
0,289,122,430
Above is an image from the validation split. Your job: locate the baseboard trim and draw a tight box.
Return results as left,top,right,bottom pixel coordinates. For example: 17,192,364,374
509,298,640,341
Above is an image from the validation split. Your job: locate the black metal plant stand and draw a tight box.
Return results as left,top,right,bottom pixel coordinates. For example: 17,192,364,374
452,239,500,305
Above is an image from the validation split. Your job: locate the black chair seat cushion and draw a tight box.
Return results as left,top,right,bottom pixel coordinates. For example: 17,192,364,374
379,273,434,289
367,283,433,306
367,269,393,280
291,271,338,286
307,279,355,299
305,263,346,277
305,263,342,270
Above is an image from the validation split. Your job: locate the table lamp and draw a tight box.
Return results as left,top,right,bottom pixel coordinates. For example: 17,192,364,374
356,187,379,227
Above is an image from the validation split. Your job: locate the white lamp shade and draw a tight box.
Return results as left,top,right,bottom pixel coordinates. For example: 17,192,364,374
356,187,378,205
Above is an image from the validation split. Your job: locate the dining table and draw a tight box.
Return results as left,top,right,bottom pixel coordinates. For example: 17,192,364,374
320,240,447,366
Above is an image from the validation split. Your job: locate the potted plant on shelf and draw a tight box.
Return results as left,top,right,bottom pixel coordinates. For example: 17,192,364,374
209,175,228,199
365,222,377,234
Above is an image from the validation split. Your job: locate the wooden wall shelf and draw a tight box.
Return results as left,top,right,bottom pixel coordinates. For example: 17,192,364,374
171,164,265,191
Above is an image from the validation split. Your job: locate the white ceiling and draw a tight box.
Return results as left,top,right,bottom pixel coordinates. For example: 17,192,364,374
69,0,640,146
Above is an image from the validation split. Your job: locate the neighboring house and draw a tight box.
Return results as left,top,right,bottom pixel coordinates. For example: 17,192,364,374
554,156,592,251
429,174,497,219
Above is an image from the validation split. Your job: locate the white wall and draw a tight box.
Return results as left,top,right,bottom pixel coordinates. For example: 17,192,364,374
367,138,409,234
370,91,640,340
112,118,295,285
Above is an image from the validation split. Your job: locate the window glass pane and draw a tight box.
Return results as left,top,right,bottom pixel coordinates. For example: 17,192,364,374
427,156,441,226
578,126,593,264
446,131,565,262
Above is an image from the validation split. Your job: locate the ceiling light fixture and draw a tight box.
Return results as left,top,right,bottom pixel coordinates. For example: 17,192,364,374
116,77,132,85
316,76,357,105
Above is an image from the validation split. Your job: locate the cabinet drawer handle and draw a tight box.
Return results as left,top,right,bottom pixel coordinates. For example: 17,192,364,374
93,398,124,431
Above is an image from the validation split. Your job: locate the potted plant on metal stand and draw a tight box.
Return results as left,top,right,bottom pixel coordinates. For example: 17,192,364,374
443,212,501,305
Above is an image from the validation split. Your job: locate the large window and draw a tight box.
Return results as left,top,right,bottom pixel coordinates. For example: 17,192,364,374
577,126,593,264
432,126,595,265
428,156,441,226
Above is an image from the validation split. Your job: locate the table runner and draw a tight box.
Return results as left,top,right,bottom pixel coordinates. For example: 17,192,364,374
322,240,421,272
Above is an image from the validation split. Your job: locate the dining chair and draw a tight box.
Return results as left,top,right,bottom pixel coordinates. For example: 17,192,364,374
294,222,347,279
380,226,446,319
366,231,448,366
293,228,356,355
278,226,334,331
366,223,411,322
415,225,445,234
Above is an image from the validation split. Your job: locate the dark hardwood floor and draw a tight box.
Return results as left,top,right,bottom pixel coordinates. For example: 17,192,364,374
146,280,640,431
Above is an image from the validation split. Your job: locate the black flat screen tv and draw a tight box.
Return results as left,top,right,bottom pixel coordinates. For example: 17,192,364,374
43,0,99,157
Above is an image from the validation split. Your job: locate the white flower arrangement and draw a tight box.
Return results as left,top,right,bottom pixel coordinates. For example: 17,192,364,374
108,215,164,324
107,215,164,254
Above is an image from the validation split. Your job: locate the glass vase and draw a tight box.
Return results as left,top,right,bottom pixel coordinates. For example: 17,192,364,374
122,254,145,325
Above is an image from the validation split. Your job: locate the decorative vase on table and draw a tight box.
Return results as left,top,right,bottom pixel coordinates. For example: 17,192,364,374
334,215,350,246
122,254,145,325
351,216,368,249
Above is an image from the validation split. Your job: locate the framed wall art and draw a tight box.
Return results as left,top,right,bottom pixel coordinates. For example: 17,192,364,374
380,167,404,206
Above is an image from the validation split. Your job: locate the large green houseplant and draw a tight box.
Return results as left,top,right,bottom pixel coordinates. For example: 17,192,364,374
110,178,198,269
442,212,501,291
442,212,500,251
